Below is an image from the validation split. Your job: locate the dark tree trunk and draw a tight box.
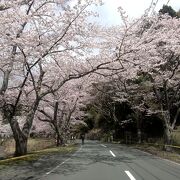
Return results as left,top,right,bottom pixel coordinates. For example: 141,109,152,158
137,129,142,144
164,126,172,151
56,133,64,146
0,70,11,95
162,111,172,151
9,99,40,157
8,117,28,157
164,127,171,144
56,134,60,146
135,111,143,144
14,134,28,156
53,101,64,146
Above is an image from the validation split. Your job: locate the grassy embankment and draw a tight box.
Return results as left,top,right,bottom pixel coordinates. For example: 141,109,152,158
3,138,56,155
109,127,180,163
172,126,180,146
134,127,180,163
0,138,78,166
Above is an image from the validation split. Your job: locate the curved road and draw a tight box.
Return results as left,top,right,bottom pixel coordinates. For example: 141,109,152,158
41,141,180,180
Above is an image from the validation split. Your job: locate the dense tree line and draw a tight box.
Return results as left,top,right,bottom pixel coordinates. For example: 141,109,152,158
85,5,180,149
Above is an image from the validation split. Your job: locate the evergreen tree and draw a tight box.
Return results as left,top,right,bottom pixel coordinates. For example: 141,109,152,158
159,5,177,17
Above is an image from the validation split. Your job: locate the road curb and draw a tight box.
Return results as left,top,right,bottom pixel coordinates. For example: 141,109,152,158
0,145,78,164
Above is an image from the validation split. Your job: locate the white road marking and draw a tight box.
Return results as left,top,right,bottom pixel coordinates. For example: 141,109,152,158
45,146,82,175
46,158,70,175
109,150,116,157
125,170,136,180
101,144,107,148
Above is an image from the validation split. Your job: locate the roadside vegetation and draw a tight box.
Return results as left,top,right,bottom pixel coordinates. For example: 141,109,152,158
1,138,56,156
172,127,180,146
133,143,180,164
0,140,77,166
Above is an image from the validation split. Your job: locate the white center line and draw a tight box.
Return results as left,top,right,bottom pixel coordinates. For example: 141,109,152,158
109,150,116,157
125,170,136,180
101,144,107,148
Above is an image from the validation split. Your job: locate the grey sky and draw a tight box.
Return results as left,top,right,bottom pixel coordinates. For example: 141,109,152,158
93,0,180,25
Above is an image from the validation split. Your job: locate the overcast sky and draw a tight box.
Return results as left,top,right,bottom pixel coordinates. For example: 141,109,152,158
92,0,180,25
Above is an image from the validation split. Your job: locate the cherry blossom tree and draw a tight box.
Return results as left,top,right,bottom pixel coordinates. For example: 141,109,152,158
1,0,129,156
36,79,87,146
86,10,180,147
104,13,180,147
128,15,180,147
0,0,117,156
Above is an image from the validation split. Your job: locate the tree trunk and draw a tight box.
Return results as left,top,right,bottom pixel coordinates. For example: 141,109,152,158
137,129,142,144
162,111,172,151
56,133,60,146
164,127,171,144
8,117,27,157
14,134,28,157
56,133,64,146
53,102,64,146
136,111,142,144
9,99,40,157
0,70,11,95
164,126,172,151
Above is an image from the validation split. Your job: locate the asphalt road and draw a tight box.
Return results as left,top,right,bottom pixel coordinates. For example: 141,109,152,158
40,140,180,180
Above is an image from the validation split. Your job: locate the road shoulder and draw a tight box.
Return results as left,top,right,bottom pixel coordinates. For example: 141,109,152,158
0,144,79,180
